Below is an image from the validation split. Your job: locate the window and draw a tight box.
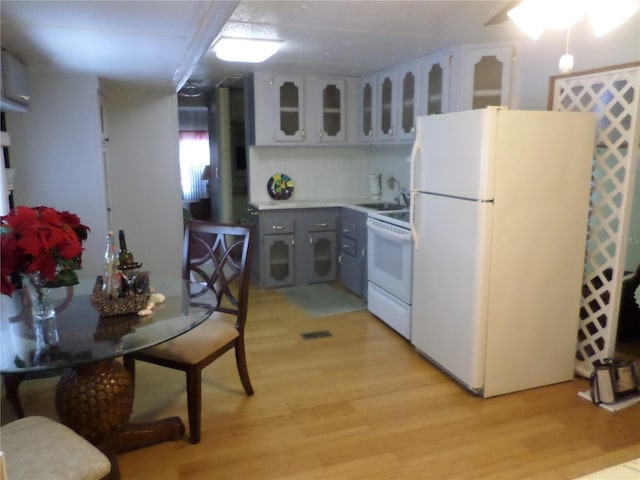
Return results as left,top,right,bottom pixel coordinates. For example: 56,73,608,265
179,130,209,202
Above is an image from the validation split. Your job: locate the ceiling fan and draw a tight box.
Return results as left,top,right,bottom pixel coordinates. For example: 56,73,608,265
484,1,522,26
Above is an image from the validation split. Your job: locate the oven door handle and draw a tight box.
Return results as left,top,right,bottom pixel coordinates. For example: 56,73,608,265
367,222,412,243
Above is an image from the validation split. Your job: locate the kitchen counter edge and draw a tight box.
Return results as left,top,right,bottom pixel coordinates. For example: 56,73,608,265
249,199,384,214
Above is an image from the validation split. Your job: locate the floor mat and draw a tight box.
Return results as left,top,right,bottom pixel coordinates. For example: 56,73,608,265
277,283,366,317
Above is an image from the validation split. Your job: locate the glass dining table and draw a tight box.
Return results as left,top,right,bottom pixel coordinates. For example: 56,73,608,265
0,276,215,477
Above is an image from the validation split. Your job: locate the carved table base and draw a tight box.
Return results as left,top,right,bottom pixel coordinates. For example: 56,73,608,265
55,359,185,479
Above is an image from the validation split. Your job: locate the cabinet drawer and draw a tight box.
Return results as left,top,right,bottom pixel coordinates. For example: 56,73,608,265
307,213,337,231
342,221,358,240
341,237,357,257
262,217,294,234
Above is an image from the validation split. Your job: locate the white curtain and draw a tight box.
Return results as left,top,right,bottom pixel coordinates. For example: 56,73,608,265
179,130,209,202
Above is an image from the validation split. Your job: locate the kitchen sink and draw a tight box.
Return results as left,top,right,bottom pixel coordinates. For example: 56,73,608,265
356,202,405,211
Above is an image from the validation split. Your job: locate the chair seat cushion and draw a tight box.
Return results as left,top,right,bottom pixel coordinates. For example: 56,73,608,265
142,311,239,364
1,416,111,480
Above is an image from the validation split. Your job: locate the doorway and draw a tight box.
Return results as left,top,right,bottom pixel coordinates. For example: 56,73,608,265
177,78,248,226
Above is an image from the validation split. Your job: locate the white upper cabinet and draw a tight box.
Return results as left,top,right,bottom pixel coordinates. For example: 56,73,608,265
421,51,452,116
452,45,514,111
395,60,421,141
376,68,396,141
253,74,305,144
360,74,376,143
253,72,357,146
272,76,305,142
315,77,346,143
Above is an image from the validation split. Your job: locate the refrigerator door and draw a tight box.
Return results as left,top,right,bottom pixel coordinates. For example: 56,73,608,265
413,108,498,201
481,109,596,397
411,192,493,391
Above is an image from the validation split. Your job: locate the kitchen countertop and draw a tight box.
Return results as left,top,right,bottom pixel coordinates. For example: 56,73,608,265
249,198,401,214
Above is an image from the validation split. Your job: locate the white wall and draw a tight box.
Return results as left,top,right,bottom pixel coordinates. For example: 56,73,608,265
104,90,183,278
5,74,184,281
6,74,108,279
513,15,640,109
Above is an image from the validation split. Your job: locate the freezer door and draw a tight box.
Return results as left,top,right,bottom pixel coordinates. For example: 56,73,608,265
411,193,493,390
413,109,497,201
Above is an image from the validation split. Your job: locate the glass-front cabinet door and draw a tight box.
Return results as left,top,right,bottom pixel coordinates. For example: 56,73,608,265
396,61,420,141
272,76,305,142
316,78,346,143
308,231,337,283
360,75,376,142
422,52,451,116
376,69,396,141
264,235,295,287
456,46,513,111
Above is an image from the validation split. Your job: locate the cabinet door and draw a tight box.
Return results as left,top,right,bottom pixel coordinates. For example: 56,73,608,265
308,231,337,283
316,78,346,143
338,208,368,298
272,76,305,142
261,212,295,288
396,61,420,141
263,234,295,287
422,51,452,116
376,69,396,141
360,75,376,142
456,46,513,111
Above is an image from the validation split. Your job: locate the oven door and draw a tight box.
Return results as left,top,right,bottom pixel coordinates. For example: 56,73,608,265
366,217,413,304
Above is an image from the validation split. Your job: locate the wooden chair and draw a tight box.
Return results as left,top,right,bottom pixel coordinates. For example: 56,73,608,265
123,221,255,444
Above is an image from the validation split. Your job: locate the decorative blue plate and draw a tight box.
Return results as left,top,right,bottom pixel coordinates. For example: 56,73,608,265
267,173,294,200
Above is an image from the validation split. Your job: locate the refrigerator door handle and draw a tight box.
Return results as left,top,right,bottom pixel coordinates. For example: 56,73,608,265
410,134,421,249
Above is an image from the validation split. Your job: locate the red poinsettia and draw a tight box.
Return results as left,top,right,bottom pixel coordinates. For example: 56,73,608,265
1,206,90,296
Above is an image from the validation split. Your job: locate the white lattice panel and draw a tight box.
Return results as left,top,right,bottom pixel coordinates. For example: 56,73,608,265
551,65,640,377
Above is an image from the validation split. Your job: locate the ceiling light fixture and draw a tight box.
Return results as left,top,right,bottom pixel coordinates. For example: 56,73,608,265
589,0,640,36
213,37,282,63
558,29,574,74
508,0,639,40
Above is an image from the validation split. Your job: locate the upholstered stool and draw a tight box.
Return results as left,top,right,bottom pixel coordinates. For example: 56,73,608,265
1,416,111,480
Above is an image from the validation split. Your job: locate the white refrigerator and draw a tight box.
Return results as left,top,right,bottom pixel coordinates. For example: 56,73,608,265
410,107,596,398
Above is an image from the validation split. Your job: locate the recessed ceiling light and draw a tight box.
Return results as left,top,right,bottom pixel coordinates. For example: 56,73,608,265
212,37,282,63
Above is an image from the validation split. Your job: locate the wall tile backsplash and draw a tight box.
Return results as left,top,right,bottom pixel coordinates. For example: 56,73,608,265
249,144,412,204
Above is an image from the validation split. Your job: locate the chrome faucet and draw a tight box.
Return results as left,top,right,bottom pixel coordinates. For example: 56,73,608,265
398,188,410,207
388,176,410,207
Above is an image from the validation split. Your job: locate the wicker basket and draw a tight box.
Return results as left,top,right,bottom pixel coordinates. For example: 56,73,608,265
90,273,150,317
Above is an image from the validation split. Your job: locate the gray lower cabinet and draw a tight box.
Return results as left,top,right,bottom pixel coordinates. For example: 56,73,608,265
260,213,295,288
338,207,368,299
299,210,338,284
258,208,339,288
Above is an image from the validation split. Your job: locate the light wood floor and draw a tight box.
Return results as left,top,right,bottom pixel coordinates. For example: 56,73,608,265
2,283,639,479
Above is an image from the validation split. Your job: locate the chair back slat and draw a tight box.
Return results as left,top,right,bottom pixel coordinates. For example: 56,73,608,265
183,220,255,332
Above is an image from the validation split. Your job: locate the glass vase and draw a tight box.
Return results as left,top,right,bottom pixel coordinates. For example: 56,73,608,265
22,272,56,321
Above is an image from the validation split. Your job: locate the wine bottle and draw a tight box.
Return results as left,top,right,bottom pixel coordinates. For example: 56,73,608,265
118,230,134,266
103,231,119,297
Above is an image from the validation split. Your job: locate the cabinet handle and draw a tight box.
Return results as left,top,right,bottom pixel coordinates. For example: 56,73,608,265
338,254,342,264
343,244,350,249
343,228,351,234
291,234,295,246
272,225,284,230
316,223,328,228
362,247,366,257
